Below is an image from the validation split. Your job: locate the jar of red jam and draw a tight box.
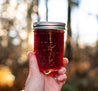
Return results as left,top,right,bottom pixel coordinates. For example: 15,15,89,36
33,22,65,75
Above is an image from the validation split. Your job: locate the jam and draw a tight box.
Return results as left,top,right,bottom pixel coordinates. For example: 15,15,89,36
34,29,64,74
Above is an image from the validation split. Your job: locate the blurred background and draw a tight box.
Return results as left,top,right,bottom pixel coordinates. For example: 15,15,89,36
0,0,98,91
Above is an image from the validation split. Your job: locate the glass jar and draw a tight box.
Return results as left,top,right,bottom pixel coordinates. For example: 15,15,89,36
33,22,66,75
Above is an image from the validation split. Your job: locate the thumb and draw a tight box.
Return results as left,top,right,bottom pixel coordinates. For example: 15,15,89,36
28,52,40,75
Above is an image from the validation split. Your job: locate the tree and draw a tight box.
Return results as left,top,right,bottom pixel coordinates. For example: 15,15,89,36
46,0,48,21
65,0,79,61
65,0,72,61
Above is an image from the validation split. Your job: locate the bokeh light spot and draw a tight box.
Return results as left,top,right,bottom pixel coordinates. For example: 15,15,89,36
12,37,21,46
0,65,15,87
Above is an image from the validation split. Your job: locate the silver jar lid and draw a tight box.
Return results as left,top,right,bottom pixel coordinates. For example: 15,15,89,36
33,22,65,30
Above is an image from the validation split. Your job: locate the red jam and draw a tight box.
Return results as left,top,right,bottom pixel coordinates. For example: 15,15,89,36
34,29,64,74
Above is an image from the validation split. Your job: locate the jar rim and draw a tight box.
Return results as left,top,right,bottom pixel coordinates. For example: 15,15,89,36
33,22,66,30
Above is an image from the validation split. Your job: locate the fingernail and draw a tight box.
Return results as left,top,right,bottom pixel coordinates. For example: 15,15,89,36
60,67,65,72
58,77,61,80
64,58,69,64
58,75,66,81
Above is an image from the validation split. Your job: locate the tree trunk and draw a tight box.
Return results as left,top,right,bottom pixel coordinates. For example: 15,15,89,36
37,0,40,22
46,0,48,21
65,0,72,61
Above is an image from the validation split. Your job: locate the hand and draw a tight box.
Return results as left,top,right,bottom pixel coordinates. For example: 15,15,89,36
25,52,68,91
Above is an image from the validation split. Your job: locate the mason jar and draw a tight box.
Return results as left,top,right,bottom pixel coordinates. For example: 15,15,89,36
33,22,66,75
